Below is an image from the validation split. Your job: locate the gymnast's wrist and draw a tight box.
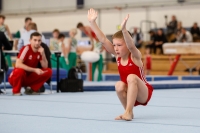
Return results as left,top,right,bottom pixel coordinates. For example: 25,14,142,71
89,20,95,23
122,29,127,33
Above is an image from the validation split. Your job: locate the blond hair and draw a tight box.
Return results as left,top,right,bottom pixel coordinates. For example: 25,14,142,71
70,28,77,35
112,30,124,40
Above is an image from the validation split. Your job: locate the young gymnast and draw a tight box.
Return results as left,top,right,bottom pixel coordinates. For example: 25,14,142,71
77,22,104,81
67,28,78,70
87,8,153,121
57,33,69,70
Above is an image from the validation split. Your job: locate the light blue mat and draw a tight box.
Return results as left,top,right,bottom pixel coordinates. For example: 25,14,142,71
0,89,200,133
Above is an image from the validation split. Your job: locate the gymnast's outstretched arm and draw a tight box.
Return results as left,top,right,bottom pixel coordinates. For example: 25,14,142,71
88,8,116,56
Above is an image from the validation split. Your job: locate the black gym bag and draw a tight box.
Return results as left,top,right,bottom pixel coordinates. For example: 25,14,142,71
59,67,83,92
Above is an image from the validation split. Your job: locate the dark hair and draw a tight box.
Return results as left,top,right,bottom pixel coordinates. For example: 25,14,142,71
30,32,41,39
25,17,32,22
77,22,84,28
159,28,163,31
53,29,60,33
0,15,5,19
149,30,155,34
58,33,65,39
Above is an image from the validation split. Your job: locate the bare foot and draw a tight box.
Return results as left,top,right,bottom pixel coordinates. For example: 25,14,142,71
121,111,133,121
115,113,134,121
115,114,123,120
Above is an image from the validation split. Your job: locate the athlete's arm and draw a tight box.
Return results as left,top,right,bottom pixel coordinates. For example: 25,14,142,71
6,25,13,40
61,42,68,57
16,58,45,75
15,58,37,72
38,47,48,68
67,38,72,54
88,8,116,56
121,14,141,60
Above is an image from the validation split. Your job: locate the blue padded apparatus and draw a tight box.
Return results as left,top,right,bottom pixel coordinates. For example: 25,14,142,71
2,70,200,91
51,68,67,81
153,76,178,81
103,75,152,81
182,76,200,80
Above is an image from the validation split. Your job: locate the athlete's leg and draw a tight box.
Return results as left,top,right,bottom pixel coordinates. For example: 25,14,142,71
92,61,98,81
24,68,52,92
97,54,103,81
8,68,26,94
115,81,128,120
121,74,148,121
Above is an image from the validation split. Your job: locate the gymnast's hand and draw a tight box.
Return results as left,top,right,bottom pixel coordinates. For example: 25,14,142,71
38,46,44,56
88,8,98,23
34,68,44,75
121,14,129,31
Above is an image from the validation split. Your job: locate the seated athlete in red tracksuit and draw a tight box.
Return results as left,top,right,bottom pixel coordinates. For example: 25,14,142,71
88,8,153,121
9,32,52,96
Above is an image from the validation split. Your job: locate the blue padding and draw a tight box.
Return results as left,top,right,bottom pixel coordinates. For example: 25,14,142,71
5,68,13,81
51,68,67,81
152,83,200,89
2,81,200,90
83,86,115,91
104,75,152,81
5,68,67,82
105,75,120,81
182,76,200,80
84,83,200,91
82,74,87,80
146,77,152,81
0,83,12,89
154,76,178,81
78,73,87,80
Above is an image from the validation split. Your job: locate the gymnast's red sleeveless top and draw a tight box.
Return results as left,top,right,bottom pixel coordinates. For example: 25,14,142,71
117,54,151,87
117,54,154,106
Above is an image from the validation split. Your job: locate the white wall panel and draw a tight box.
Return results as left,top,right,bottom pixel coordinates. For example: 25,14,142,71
2,0,180,13
3,0,76,12
3,4,200,41
85,0,176,7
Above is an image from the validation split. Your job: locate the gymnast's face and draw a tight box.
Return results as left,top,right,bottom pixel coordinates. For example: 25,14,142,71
53,31,59,39
0,18,5,24
113,38,129,57
78,26,84,32
69,30,75,37
30,36,42,50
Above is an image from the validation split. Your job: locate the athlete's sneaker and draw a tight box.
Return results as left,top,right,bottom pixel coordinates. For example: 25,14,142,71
0,89,4,94
24,87,33,95
24,87,40,95
13,93,22,96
